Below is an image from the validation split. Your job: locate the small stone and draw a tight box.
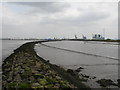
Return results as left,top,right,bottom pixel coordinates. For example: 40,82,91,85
14,74,21,82
29,76,35,82
46,60,50,63
75,67,84,72
96,79,116,87
56,76,62,80
32,70,39,74
18,69,24,74
81,74,89,78
7,77,12,83
32,83,40,87
34,73,44,79
92,76,96,79
39,79,48,85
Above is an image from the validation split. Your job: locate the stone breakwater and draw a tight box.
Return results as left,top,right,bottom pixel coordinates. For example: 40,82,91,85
2,41,90,89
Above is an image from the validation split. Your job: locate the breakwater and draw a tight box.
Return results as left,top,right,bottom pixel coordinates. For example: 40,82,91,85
2,41,90,89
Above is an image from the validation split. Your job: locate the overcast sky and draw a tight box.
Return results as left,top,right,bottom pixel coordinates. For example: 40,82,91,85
1,1,118,39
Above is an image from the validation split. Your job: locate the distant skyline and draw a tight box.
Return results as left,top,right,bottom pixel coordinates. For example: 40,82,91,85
1,1,118,39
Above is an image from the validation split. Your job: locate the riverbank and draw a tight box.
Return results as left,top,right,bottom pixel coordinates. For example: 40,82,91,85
35,41,119,89
67,39,120,42
2,41,90,89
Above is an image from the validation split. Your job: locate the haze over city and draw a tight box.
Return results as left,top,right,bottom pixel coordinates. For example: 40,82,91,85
1,1,118,39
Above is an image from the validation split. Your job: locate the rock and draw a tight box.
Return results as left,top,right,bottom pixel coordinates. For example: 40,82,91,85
29,76,35,82
117,79,120,87
29,61,36,66
7,77,12,83
32,83,40,87
15,64,19,68
7,82,17,88
37,69,42,72
75,69,81,72
81,74,89,78
75,67,84,72
92,76,96,79
4,68,11,73
44,84,53,88
55,76,62,80
39,70,46,75
78,67,84,69
33,73,44,79
39,78,48,85
18,69,24,74
46,60,50,63
14,74,21,82
32,70,39,74
96,79,117,87
67,69,76,76
18,83,31,88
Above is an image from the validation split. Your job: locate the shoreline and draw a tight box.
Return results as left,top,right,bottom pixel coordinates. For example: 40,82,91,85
35,41,120,89
40,43,119,60
1,39,120,42
2,41,90,89
2,40,120,89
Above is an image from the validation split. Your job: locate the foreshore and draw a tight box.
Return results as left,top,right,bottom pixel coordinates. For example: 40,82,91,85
2,41,90,89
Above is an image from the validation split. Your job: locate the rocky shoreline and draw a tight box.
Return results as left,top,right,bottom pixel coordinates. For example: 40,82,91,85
73,66,120,89
2,41,90,89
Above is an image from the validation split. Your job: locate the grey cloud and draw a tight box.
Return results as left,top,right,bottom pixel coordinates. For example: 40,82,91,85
38,10,109,26
9,2,70,13
3,2,118,39
78,11,109,22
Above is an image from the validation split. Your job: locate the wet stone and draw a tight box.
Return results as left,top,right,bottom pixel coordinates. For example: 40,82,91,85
96,79,117,87
75,67,84,72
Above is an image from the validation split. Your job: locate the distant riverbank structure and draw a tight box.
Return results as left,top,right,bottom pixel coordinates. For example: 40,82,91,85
75,35,78,39
82,35,87,40
92,34,105,40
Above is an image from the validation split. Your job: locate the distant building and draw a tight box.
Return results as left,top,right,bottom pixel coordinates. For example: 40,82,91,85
75,35,77,39
82,35,87,40
92,34,105,40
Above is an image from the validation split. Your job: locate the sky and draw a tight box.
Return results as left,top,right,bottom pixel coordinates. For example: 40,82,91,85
1,1,119,39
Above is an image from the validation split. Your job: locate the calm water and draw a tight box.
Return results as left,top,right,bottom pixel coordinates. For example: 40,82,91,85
2,40,33,60
43,41,119,60
1,40,33,73
35,41,119,82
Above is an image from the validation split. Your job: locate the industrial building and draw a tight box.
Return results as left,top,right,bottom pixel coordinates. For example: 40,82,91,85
92,34,105,40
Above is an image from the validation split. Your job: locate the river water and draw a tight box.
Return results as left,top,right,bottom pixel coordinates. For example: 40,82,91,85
1,40,119,88
35,41,119,84
2,40,34,60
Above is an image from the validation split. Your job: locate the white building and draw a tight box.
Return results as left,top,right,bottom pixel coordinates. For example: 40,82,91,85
92,34,105,40
82,35,87,40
